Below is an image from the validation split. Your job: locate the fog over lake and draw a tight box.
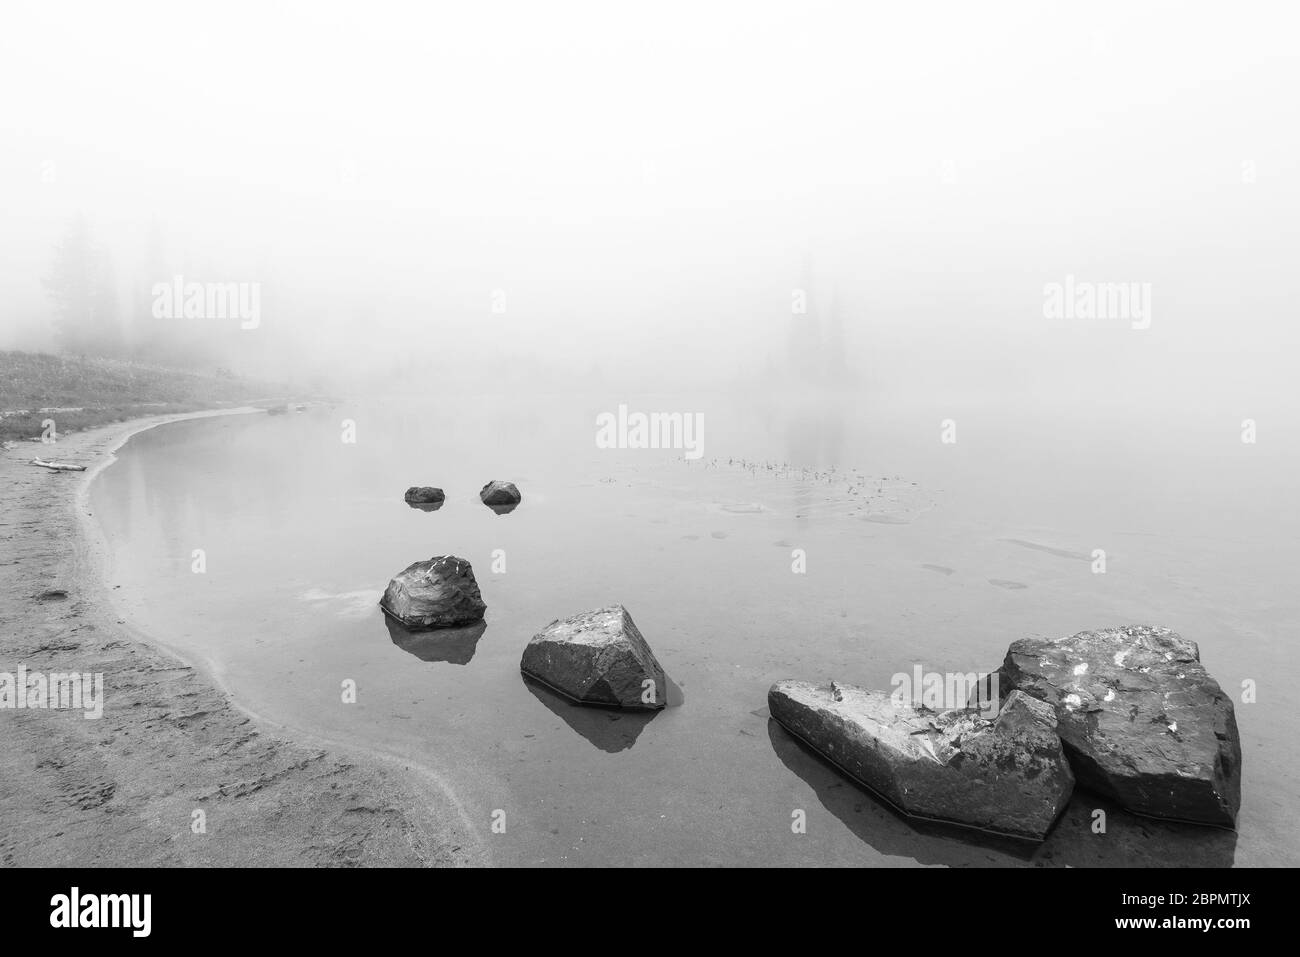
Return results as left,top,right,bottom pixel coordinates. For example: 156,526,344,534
2,1,1296,873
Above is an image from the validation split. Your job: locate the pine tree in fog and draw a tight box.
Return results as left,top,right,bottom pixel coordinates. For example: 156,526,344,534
43,214,122,357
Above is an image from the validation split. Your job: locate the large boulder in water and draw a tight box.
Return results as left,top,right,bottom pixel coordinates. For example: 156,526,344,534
480,480,521,506
999,625,1241,827
520,605,666,710
768,680,1074,841
379,556,486,629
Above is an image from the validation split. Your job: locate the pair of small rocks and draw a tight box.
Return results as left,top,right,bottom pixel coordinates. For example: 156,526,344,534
380,556,665,709
404,480,521,507
769,625,1242,841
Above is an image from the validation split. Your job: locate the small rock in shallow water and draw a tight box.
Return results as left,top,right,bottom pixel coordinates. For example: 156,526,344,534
479,480,521,506
521,605,667,710
999,624,1241,827
379,556,486,629
767,680,1075,841
403,486,445,504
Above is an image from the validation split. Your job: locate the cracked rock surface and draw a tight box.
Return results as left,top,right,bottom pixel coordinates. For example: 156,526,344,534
999,625,1241,827
768,680,1075,841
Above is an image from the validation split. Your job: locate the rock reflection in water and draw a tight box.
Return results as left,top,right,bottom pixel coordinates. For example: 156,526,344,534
384,615,487,665
522,674,684,753
766,718,1238,866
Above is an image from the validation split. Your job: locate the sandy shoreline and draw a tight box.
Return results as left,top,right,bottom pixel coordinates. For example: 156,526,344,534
0,409,486,867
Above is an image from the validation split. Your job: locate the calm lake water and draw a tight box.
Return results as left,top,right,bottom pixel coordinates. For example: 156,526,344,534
91,392,1299,866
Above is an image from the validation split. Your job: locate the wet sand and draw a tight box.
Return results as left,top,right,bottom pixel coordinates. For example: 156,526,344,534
0,411,484,867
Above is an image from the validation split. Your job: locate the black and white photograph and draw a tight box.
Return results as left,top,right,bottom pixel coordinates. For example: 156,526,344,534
0,0,1292,929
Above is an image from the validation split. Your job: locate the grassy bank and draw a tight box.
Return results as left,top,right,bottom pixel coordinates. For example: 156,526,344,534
0,351,299,442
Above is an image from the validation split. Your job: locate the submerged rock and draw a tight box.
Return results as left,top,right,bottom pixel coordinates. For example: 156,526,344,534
520,605,666,710
479,480,521,506
767,680,1074,841
403,486,445,505
999,625,1241,827
379,556,486,629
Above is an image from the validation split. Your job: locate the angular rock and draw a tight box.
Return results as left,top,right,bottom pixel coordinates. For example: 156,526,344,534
768,680,1074,841
520,605,666,710
379,555,486,629
999,625,1241,827
479,480,521,506
403,486,445,504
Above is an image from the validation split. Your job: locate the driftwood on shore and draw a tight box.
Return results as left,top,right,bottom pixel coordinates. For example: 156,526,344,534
29,458,87,472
